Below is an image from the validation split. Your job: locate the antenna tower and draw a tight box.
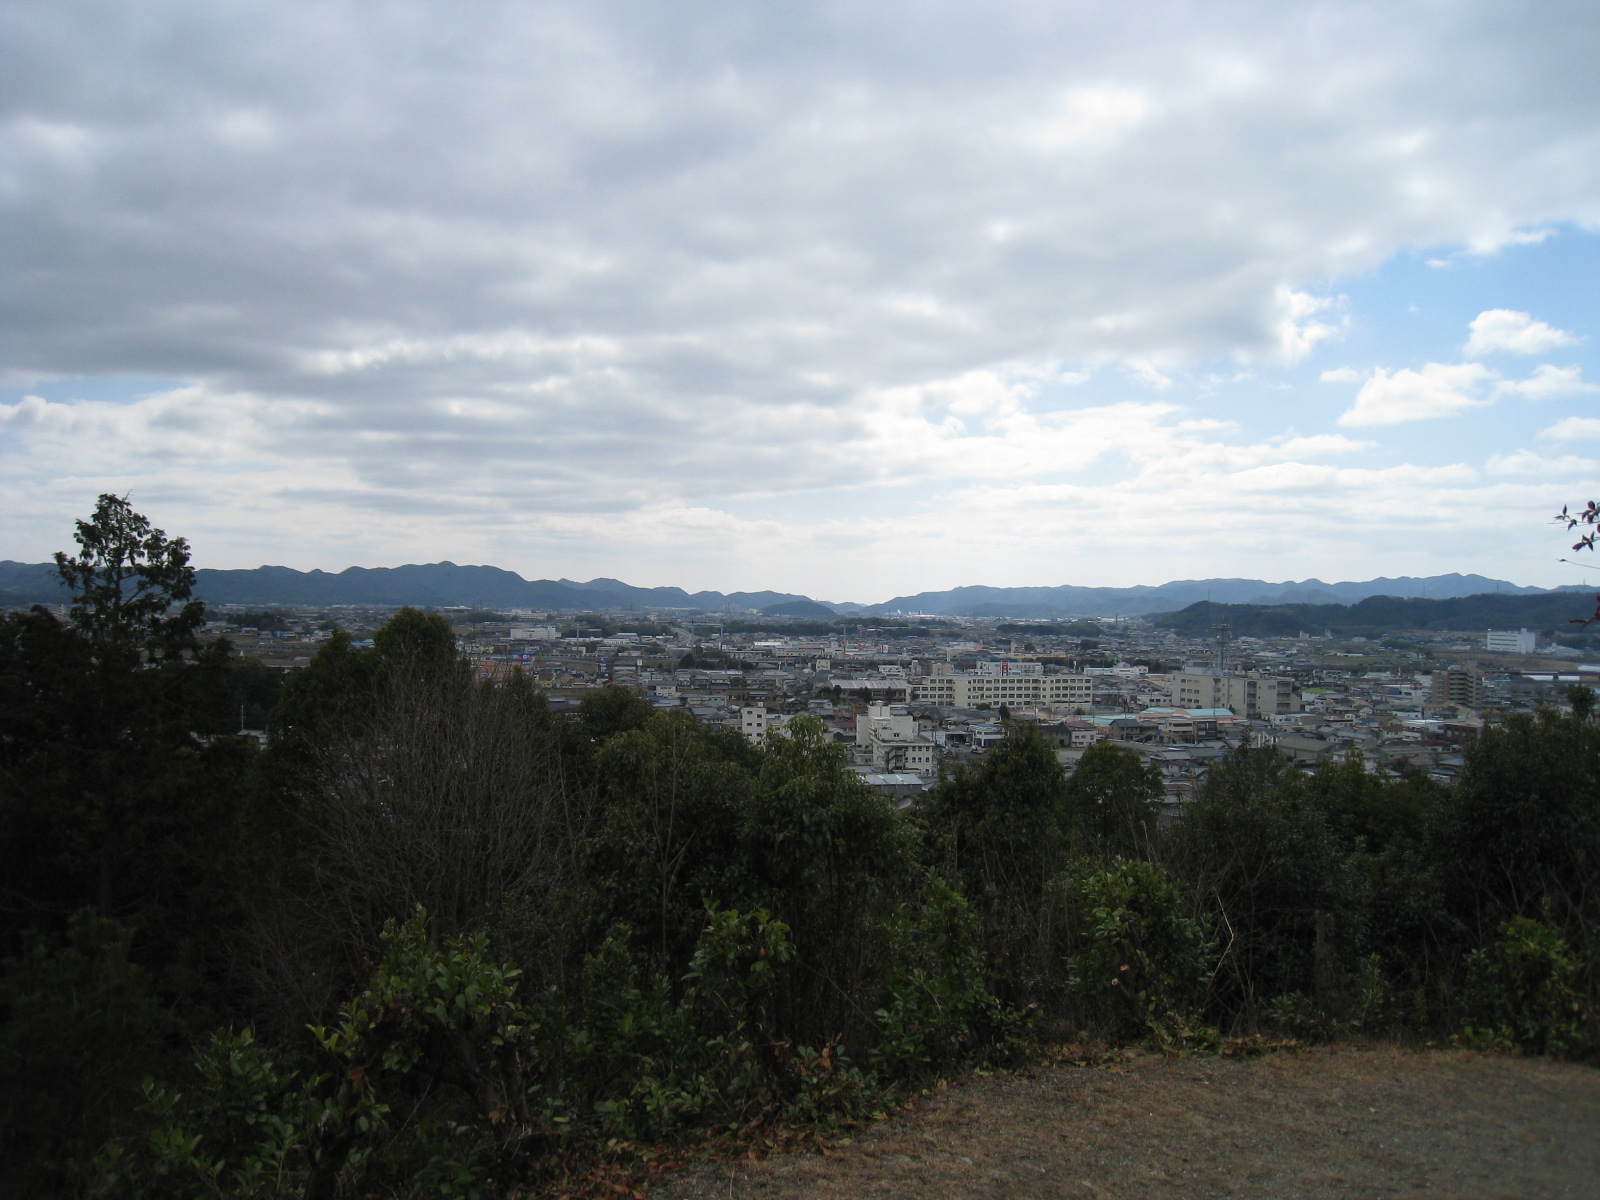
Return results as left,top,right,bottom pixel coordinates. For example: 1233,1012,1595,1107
1214,623,1232,675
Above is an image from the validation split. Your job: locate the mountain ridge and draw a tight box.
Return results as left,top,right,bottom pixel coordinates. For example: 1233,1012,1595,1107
0,560,1584,617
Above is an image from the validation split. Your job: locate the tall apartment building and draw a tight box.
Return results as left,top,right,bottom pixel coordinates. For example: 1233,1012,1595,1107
733,706,770,744
1165,670,1299,718
908,663,1093,709
1430,668,1486,710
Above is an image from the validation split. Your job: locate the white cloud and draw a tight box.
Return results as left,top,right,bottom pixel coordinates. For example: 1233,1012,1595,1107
3,2,1600,592
1272,287,1344,362
1337,363,1496,427
1465,309,1581,357
1540,417,1600,441
1319,367,1363,384
1494,363,1599,401
1124,361,1175,391
1485,450,1599,476
1031,85,1151,149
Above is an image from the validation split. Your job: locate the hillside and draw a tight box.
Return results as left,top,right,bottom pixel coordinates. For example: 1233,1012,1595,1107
1150,592,1599,637
861,574,1565,618
0,560,818,614
3,559,1574,619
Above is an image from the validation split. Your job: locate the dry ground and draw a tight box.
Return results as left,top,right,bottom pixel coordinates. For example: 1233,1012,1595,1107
648,1045,1600,1200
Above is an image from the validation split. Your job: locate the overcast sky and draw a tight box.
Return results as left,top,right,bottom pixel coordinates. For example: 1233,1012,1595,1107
4,1,1600,602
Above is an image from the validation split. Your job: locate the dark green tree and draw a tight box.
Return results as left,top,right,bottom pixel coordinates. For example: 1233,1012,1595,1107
578,684,656,744
591,711,757,965
1062,741,1161,859
1168,748,1352,1026
924,721,1071,1003
1436,706,1600,950
53,493,205,664
0,495,248,932
0,497,262,1191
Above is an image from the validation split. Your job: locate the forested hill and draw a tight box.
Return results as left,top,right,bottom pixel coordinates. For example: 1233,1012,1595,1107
4,558,1575,617
1151,591,1600,638
858,573,1561,617
0,560,814,613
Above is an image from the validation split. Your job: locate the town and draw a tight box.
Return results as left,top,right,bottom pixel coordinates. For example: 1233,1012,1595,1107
203,600,1597,808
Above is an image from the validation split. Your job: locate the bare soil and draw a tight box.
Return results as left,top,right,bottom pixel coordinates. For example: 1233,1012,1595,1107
648,1045,1600,1200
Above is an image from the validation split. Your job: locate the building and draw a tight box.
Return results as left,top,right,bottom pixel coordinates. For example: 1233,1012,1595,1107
733,706,770,744
855,703,938,777
828,674,911,702
1165,670,1300,718
1431,669,1486,711
908,663,1093,709
1485,628,1537,654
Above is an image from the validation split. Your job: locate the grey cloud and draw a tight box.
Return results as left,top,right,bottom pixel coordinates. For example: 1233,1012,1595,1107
5,0,1600,521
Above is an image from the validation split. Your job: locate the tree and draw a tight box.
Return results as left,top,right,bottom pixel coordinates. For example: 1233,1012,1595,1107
0,496,247,932
371,606,463,687
1167,748,1352,1025
1436,707,1600,946
591,712,756,965
53,493,205,663
0,498,260,1189
249,615,588,1032
924,722,1071,1004
1062,741,1161,859
578,684,655,744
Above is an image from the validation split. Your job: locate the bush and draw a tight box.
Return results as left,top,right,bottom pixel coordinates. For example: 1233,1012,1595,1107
1458,917,1595,1059
1059,859,1214,1046
91,1029,316,1200
870,877,1020,1077
0,911,177,1195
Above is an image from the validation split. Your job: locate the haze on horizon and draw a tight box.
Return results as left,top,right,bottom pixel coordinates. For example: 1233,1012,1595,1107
4,1,1600,600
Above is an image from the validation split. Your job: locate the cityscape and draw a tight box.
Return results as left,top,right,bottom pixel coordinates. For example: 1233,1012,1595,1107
4,0,1599,1193
199,583,1597,805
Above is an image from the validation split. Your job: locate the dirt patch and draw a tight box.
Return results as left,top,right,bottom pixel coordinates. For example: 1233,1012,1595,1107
648,1045,1600,1200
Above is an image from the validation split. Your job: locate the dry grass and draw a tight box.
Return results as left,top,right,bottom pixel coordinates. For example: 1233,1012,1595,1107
648,1044,1600,1199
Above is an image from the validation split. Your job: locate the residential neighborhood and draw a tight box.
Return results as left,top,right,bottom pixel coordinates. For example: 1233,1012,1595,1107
191,600,1600,810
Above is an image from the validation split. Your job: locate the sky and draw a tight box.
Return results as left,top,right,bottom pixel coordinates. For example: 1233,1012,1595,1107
3,1,1600,603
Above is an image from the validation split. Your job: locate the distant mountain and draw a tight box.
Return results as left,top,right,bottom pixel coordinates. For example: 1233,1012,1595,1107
761,598,837,618
0,561,826,614
861,574,1568,618
1151,593,1598,638
1,559,1581,619
0,561,64,608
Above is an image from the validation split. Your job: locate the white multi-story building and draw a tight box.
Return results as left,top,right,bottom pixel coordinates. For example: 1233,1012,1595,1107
908,663,1093,709
974,659,1043,676
855,703,938,777
509,625,559,641
734,706,770,744
1165,670,1300,718
1485,628,1537,654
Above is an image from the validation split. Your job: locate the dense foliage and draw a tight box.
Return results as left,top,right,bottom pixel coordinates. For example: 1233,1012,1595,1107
2,498,1597,1196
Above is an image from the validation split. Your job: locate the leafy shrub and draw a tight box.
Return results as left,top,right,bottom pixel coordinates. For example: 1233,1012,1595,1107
91,1029,315,1200
870,877,1021,1078
0,911,177,1195
1060,859,1214,1046
1458,917,1595,1058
